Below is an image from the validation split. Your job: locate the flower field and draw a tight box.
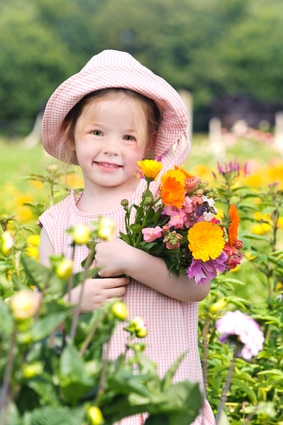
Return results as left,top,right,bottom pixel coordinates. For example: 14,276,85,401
0,132,282,425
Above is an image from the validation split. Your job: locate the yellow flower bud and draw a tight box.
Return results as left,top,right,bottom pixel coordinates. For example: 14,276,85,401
136,326,148,338
73,224,91,244
23,362,43,379
56,259,73,279
10,290,41,320
97,217,116,241
111,301,128,321
131,316,146,331
131,317,148,338
1,230,14,255
209,298,227,314
87,406,104,425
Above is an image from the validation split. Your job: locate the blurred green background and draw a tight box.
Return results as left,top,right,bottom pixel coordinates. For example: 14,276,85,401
1,0,283,136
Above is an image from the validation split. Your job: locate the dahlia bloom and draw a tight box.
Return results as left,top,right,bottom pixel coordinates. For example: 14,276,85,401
216,310,264,360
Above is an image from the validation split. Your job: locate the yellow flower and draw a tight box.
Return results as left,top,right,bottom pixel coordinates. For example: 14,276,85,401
161,168,187,208
277,216,283,229
97,217,116,241
188,222,225,262
72,224,91,244
16,205,33,222
251,223,271,235
10,290,41,320
27,234,40,247
87,406,104,425
25,245,39,260
137,159,162,180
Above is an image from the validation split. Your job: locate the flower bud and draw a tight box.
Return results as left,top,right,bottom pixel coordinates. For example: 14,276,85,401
10,290,41,320
209,298,227,314
22,362,43,379
87,406,104,425
97,217,116,241
55,259,73,279
111,301,128,321
1,230,14,255
72,224,91,244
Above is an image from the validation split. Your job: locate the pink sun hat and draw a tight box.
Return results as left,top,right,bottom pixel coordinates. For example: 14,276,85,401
42,49,190,169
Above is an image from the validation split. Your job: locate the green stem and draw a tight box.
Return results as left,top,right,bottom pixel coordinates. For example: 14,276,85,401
0,327,17,424
215,351,236,425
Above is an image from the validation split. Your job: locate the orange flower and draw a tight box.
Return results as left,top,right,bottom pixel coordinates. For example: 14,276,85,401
228,204,240,245
188,221,225,262
161,168,186,208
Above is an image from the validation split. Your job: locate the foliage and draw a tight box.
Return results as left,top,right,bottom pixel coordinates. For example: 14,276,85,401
1,0,283,133
0,222,202,425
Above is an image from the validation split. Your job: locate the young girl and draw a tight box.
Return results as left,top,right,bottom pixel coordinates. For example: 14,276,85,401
39,49,215,424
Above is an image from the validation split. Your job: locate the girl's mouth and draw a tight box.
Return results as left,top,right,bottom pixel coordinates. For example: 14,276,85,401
94,161,122,170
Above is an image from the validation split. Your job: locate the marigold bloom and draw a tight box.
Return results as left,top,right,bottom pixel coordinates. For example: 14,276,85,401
137,159,162,180
188,221,225,262
228,204,240,245
161,168,186,208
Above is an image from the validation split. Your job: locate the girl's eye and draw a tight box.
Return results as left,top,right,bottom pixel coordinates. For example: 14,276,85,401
123,134,137,142
91,130,102,136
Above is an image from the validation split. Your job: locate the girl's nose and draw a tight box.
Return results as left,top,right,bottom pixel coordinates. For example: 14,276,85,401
103,136,118,155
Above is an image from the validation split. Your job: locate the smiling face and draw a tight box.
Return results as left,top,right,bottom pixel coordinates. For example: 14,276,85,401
70,90,158,194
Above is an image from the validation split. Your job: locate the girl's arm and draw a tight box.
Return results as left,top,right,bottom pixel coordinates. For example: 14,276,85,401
95,238,210,302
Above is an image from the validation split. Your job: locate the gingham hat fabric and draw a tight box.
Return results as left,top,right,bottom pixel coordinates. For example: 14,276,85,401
42,50,190,168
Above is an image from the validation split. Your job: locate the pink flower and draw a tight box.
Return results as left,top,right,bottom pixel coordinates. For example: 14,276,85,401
142,226,163,242
185,176,201,193
163,205,186,229
187,252,228,284
216,310,264,360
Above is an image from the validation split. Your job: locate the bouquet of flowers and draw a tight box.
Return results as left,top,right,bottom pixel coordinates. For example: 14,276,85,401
120,160,243,284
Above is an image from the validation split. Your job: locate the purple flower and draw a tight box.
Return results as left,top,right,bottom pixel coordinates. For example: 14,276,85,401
216,310,264,360
187,252,228,284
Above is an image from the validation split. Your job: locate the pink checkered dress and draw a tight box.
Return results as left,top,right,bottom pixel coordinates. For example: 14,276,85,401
39,179,215,425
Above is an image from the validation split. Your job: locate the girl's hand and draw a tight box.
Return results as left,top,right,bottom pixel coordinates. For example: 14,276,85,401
67,276,129,312
95,238,134,278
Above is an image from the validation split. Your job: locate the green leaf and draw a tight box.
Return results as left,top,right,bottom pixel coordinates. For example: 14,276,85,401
231,378,257,404
20,253,52,290
59,342,94,404
30,311,70,341
0,299,14,335
161,351,187,391
22,406,85,425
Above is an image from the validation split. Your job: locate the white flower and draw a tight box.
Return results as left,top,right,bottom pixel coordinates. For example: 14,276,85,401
216,310,264,360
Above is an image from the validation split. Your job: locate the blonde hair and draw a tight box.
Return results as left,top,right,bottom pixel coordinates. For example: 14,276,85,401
60,88,161,164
